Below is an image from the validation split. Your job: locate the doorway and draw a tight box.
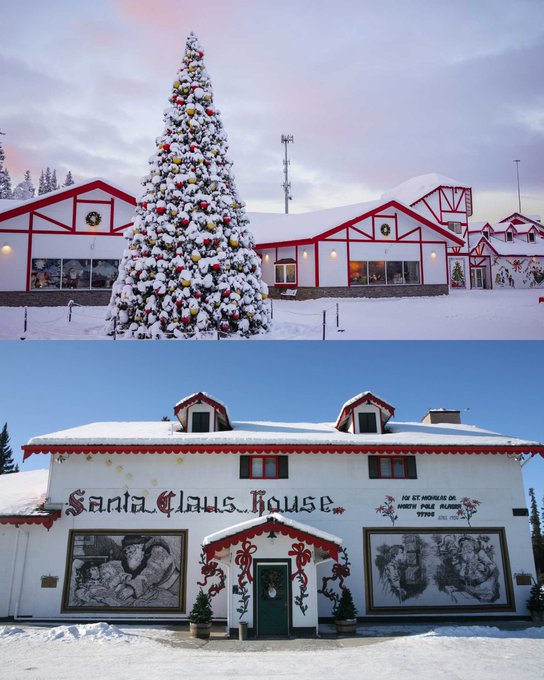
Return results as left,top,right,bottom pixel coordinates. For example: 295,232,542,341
471,268,486,289
255,561,290,636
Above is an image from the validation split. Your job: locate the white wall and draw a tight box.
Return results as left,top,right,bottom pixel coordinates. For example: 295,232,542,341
0,233,29,290
2,449,531,621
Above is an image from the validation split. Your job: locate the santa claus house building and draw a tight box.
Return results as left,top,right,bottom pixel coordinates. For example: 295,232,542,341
0,174,542,304
0,391,542,635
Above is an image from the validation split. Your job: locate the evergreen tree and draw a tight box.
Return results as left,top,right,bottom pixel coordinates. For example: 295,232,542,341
13,170,35,200
106,33,270,339
44,167,52,193
529,487,544,576
0,423,19,474
0,135,13,199
51,169,59,192
63,170,74,187
38,170,47,195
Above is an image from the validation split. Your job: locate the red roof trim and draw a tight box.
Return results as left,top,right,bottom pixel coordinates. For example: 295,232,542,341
470,237,499,256
255,200,465,250
173,393,230,427
499,213,542,228
410,184,469,209
0,511,61,531
335,393,395,430
22,444,544,459
0,180,136,223
204,519,340,561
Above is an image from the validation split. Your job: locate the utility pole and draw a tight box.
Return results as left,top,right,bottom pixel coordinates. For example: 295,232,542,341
281,134,294,214
513,159,522,213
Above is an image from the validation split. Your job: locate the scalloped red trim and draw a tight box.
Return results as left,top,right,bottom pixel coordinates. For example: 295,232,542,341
204,519,340,561
22,444,544,460
0,511,60,531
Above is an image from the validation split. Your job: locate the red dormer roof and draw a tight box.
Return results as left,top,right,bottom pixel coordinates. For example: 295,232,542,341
335,391,395,432
499,213,542,228
174,392,232,431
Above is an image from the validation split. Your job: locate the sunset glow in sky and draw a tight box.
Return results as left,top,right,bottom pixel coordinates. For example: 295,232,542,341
1,0,543,219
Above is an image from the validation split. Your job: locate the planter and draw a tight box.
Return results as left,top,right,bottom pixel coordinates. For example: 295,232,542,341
335,618,357,635
189,622,212,639
529,610,544,623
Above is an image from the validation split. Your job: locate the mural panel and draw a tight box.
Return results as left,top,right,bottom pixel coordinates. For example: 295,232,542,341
364,528,513,613
62,530,187,612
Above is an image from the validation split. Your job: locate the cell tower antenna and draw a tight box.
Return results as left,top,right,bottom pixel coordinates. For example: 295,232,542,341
513,159,522,213
281,134,294,214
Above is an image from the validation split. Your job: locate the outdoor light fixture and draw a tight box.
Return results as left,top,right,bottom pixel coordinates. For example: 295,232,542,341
331,249,337,258
265,254,270,261
430,251,437,259
302,250,308,258
267,530,278,540
1,243,12,254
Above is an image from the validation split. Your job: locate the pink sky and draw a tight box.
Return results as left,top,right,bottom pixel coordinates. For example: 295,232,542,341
1,0,543,220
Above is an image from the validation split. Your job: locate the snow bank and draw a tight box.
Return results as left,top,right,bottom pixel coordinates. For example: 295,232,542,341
0,622,134,643
0,469,48,515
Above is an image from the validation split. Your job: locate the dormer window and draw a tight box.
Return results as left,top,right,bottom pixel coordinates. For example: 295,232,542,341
506,231,513,242
482,230,489,240
191,411,210,433
528,232,535,243
358,412,378,433
448,222,462,234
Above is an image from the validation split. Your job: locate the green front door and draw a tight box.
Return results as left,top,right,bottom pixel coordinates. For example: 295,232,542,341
255,562,290,636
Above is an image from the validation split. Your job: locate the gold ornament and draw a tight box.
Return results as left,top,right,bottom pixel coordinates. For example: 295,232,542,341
172,166,180,174
187,107,195,116
173,157,182,164
188,66,196,73
191,253,201,262
188,177,197,184
182,279,191,287
246,312,254,318
190,307,198,316
206,222,216,232
261,293,268,299
173,80,180,88
170,209,178,216
229,238,239,247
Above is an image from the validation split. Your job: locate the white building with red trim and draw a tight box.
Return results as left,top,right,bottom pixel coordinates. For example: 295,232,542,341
1,174,542,301
1,391,541,634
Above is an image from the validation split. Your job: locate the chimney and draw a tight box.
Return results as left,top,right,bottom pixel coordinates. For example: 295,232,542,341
422,409,461,425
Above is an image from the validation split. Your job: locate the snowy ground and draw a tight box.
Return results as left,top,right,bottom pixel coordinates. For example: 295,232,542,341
1,622,544,680
0,289,542,340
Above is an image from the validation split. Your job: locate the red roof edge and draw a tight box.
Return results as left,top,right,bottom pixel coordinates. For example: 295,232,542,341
204,519,340,562
173,392,231,428
0,510,61,531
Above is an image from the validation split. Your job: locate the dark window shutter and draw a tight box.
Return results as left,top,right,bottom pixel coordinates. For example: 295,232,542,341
368,456,379,479
278,457,289,479
406,457,417,479
240,456,250,479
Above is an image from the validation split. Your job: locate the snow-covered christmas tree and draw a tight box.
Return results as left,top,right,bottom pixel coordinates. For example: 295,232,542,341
106,33,271,338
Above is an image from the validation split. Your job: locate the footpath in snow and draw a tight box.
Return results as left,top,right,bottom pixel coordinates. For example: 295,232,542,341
1,622,544,680
0,289,542,340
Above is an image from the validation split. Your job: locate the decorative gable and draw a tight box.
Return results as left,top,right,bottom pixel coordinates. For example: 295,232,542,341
335,392,395,434
174,392,232,432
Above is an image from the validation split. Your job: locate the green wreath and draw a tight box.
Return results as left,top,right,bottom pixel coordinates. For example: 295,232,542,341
380,223,391,237
86,211,102,227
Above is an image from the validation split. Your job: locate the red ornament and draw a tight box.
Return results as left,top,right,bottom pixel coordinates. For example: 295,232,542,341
221,322,229,331
190,144,197,152
162,143,170,151
212,263,220,271
192,85,198,91
200,201,208,210
213,239,219,245
205,108,214,116
176,97,184,105
182,316,189,323
223,216,231,224
203,238,210,246
232,312,240,320
194,292,202,299
145,309,151,315
156,207,166,215
176,265,183,272
176,300,182,307
141,201,148,209
198,51,204,57
223,289,231,297
182,218,190,226
176,181,183,188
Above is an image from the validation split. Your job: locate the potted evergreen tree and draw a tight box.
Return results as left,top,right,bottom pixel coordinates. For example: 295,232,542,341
189,589,213,638
334,587,358,634
526,582,544,622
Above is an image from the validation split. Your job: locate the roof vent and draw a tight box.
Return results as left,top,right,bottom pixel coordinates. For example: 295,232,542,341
422,409,461,425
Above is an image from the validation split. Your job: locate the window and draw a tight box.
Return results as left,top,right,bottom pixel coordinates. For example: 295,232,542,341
482,230,489,240
349,261,420,285
506,231,513,242
448,222,462,234
368,456,417,479
358,412,378,433
528,232,535,243
31,258,119,290
240,456,288,479
274,260,296,285
191,411,210,432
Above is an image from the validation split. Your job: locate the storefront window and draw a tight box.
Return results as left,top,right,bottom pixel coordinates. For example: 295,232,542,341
349,261,368,285
31,259,61,289
368,261,386,284
386,261,404,284
91,260,119,289
62,259,91,289
403,261,420,284
349,260,421,285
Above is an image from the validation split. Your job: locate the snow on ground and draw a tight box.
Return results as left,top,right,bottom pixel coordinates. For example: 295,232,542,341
0,289,542,340
1,623,543,680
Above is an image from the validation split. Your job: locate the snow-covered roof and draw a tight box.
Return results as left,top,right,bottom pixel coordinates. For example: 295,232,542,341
0,469,49,516
248,198,385,244
202,513,342,548
382,173,470,206
0,178,135,215
25,418,540,448
469,234,544,256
